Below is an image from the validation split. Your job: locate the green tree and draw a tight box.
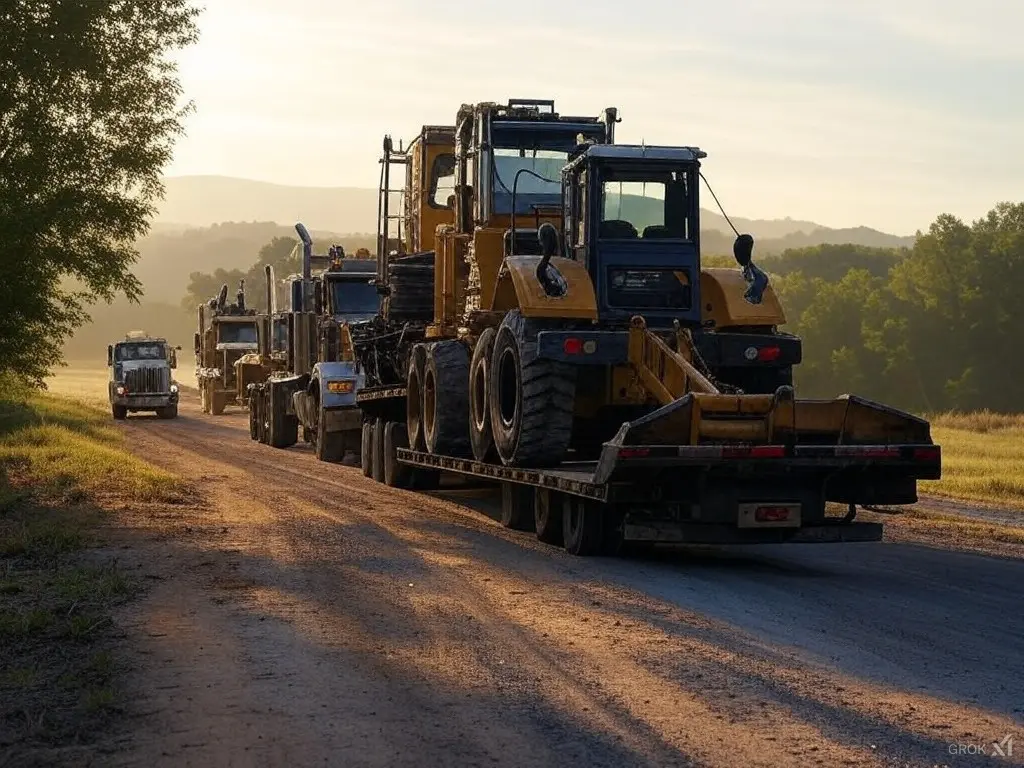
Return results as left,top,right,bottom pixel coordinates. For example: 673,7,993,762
0,1,201,385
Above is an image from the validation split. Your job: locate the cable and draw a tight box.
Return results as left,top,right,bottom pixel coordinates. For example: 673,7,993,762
699,171,740,238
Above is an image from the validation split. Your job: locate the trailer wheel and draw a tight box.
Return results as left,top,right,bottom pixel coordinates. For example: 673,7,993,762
423,341,471,456
383,422,412,488
500,482,534,531
534,488,564,546
562,496,603,556
407,344,428,452
490,310,576,467
371,417,386,483
469,327,498,462
360,419,373,477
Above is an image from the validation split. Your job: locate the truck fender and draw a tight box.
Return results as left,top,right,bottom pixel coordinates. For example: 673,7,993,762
312,361,364,409
492,255,598,320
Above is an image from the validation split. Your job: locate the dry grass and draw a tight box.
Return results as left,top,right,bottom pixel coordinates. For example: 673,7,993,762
922,410,1024,510
0,383,181,504
0,377,186,756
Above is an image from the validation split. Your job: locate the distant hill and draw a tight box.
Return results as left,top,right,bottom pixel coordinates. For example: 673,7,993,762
156,175,915,249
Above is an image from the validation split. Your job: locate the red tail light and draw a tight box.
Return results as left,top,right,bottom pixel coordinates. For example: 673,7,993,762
913,446,940,461
755,506,791,522
563,337,582,355
722,445,785,458
618,447,650,458
757,346,781,362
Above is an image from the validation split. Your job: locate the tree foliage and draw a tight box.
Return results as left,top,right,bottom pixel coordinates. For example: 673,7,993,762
0,0,200,385
773,202,1024,413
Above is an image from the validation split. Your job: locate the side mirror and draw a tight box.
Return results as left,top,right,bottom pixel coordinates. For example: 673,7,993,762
733,233,754,268
193,332,201,355
538,223,559,258
107,345,113,366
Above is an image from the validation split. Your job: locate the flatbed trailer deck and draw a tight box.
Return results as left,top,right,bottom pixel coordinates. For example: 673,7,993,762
356,384,941,554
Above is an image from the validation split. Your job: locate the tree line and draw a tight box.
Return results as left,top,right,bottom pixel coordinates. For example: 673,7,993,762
178,201,1023,415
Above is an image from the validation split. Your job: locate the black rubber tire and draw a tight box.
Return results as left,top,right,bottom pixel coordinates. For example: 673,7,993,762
157,404,177,419
562,496,604,556
268,383,298,448
112,404,127,420
248,391,259,439
406,344,428,452
534,488,564,546
314,398,345,462
386,254,435,323
423,341,471,456
371,417,386,483
489,310,576,467
383,422,412,488
500,482,534,531
469,327,498,462
360,419,373,477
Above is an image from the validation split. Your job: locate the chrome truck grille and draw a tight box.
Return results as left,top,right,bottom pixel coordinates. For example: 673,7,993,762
123,366,170,394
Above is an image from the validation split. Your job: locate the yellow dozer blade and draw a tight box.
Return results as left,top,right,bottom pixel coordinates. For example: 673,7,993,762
624,316,933,448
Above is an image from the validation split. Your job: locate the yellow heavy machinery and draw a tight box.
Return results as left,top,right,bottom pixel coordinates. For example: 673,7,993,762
350,100,941,555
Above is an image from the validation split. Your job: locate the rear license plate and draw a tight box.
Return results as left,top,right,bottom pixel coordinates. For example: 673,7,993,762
737,502,802,528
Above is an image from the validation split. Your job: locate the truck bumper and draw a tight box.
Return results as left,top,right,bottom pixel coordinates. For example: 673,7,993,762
112,394,177,409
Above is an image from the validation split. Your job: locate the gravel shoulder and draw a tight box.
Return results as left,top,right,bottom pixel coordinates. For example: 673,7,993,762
93,390,1024,767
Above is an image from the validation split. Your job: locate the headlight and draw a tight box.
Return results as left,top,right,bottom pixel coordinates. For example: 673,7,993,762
170,384,179,393
115,385,125,395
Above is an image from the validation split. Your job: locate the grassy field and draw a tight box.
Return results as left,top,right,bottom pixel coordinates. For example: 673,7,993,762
925,412,1024,510
0,375,185,756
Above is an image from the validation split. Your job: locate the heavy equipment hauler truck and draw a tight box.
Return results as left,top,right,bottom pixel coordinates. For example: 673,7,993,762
350,102,942,555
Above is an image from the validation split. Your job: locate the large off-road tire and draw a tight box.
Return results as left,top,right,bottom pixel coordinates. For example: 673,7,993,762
469,327,498,463
534,488,564,546
423,341,471,456
500,482,534,531
406,344,428,452
360,419,373,477
385,253,434,323
371,417,386,483
562,496,604,556
489,310,576,467
112,404,127,421
383,422,412,488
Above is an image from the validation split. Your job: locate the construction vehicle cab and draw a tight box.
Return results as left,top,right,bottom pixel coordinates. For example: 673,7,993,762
538,142,800,395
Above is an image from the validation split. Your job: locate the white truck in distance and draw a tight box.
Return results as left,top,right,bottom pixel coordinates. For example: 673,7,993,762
107,332,181,420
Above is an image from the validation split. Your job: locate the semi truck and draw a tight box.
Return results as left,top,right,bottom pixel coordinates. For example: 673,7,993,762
346,99,941,556
194,281,260,414
107,332,181,420
247,225,379,464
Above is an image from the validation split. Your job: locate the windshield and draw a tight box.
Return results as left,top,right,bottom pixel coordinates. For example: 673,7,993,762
600,168,693,240
218,322,258,344
115,342,166,361
329,278,380,316
492,148,566,215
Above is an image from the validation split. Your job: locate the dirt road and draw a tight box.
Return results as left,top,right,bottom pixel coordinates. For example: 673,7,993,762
97,389,1023,767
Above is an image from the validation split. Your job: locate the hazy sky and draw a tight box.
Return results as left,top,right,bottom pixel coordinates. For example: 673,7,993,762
166,0,1024,234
